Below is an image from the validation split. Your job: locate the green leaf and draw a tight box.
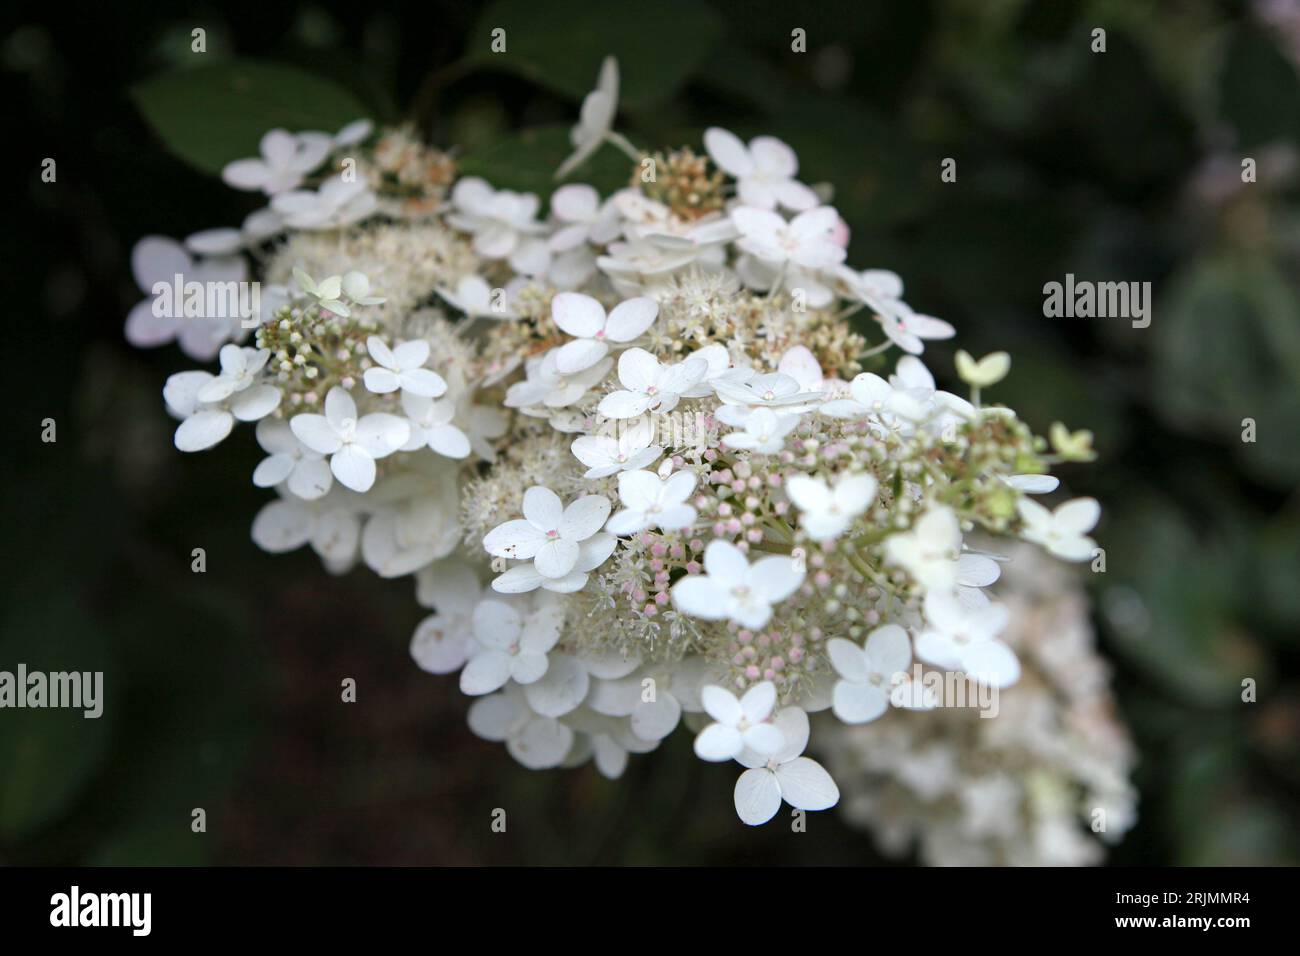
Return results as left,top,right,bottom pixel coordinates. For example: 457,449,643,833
458,125,635,203
466,0,721,108
1220,27,1300,149
131,59,371,176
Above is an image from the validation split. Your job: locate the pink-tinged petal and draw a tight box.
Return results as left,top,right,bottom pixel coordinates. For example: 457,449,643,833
459,650,513,695
734,768,783,825
550,291,607,338
290,414,342,455
483,519,548,560
694,722,743,761
329,445,376,492
774,757,839,811
604,297,658,342
523,485,564,530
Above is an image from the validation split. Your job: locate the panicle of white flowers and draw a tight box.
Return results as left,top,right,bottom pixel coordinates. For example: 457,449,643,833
126,57,1129,843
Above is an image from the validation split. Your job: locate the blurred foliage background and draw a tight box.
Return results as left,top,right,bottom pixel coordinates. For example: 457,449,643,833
5,0,1299,865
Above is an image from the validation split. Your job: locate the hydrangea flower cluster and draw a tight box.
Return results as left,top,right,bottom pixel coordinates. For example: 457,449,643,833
128,58,1107,829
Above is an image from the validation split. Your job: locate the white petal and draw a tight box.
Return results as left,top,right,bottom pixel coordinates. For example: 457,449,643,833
701,685,743,724
832,681,889,724
290,414,342,455
467,692,519,740
694,722,743,761
329,445,376,492
961,642,1021,689
175,410,233,451
483,519,548,560
507,717,573,770
534,538,580,578
523,653,590,717
773,757,839,812
630,693,681,741
459,650,513,696
734,768,783,825
550,291,606,338
560,494,612,540
523,485,564,530
603,297,658,342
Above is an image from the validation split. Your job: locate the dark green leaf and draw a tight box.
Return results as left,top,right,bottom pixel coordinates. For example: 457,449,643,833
131,59,371,175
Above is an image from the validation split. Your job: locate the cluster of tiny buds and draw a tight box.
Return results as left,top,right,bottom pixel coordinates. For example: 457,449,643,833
255,304,378,409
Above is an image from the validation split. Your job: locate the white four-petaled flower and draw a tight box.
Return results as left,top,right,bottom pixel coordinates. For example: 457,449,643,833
483,486,616,593
551,292,658,374
672,540,804,629
704,128,819,211
289,386,409,492
1017,497,1100,561
785,471,877,541
605,469,697,535
694,681,785,761
363,336,447,397
733,706,839,825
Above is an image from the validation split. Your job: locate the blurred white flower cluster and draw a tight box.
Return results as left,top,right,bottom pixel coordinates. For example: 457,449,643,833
819,544,1138,864
127,58,1125,839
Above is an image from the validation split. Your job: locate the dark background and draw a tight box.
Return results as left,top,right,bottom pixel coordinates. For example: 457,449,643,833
4,0,1299,865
